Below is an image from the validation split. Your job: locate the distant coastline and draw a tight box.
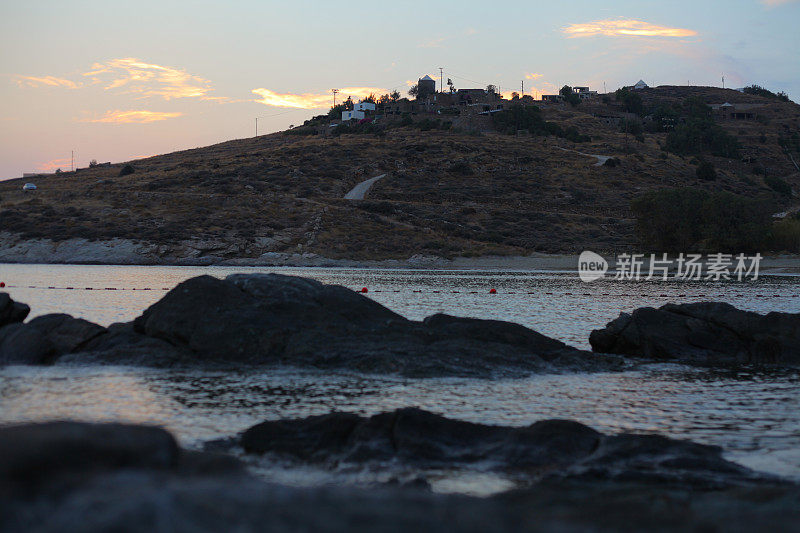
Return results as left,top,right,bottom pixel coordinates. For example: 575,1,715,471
1,233,798,273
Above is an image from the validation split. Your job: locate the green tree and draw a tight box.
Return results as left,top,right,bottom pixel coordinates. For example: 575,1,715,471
614,88,643,115
560,85,581,107
631,188,772,252
743,85,791,102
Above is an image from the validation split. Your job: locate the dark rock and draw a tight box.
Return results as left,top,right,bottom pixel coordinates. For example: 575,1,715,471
0,421,178,497
27,314,106,353
1,419,798,532
128,273,621,376
63,323,188,366
590,302,800,367
0,322,56,364
0,293,29,328
0,313,106,366
241,407,762,489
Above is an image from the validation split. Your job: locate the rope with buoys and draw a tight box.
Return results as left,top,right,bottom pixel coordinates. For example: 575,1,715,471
0,284,794,299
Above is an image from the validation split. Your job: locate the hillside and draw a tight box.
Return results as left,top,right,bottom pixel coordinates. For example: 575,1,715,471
1,86,799,263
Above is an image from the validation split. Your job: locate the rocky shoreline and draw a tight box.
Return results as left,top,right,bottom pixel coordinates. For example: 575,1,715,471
2,272,799,372
2,411,799,532
3,232,800,272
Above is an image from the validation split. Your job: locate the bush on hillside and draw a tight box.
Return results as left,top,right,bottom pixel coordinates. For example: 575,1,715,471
765,175,792,196
614,88,643,115
743,85,790,102
770,217,800,252
696,161,717,181
631,188,772,252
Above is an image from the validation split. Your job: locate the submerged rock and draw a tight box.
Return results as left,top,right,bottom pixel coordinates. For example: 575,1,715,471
2,418,798,532
0,274,622,376
590,302,800,367
240,407,765,489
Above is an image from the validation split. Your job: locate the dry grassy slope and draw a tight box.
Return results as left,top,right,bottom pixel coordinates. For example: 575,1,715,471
1,86,798,260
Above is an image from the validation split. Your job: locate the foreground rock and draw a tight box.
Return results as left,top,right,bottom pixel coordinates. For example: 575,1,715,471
0,293,28,328
240,407,768,490
590,302,800,367
2,419,798,532
0,274,623,376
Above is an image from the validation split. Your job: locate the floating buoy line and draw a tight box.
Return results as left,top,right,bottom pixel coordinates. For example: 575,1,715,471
0,284,794,299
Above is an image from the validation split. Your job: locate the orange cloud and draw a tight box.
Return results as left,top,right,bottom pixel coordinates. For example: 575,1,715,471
16,58,231,103
81,110,183,123
36,157,72,172
82,58,216,100
762,0,798,5
525,73,544,80
15,75,81,89
252,87,388,109
563,19,698,38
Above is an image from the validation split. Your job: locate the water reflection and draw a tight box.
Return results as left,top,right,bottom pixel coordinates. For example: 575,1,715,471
1,364,798,484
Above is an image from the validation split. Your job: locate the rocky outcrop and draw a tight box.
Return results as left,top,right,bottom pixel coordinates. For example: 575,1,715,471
127,273,619,376
0,273,623,376
2,419,798,532
240,407,765,490
0,311,106,365
0,293,28,328
590,302,800,367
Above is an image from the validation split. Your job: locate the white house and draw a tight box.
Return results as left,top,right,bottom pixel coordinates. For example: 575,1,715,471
354,102,376,112
342,110,365,121
633,80,649,90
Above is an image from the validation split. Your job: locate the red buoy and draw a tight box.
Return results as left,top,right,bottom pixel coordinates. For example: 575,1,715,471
489,288,497,294
0,282,5,288
361,287,368,293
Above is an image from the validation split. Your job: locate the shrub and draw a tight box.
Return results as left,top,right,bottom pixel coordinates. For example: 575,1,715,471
666,118,740,158
564,126,591,143
770,218,800,252
559,85,581,107
696,161,717,181
765,175,792,196
119,164,135,177
743,85,790,102
285,126,318,136
664,97,740,158
614,88,643,115
631,188,772,252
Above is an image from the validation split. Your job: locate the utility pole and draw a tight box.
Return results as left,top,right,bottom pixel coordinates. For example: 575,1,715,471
255,117,258,137
71,150,74,172
439,67,443,93
521,80,524,95
332,88,339,108
722,74,725,89
604,82,606,94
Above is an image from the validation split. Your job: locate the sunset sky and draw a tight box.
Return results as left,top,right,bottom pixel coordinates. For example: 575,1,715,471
1,0,798,179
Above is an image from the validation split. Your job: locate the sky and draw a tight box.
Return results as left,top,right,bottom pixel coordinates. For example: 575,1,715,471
1,0,799,179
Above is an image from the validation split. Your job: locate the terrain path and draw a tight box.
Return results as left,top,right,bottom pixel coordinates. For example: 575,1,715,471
555,147,611,166
344,174,386,200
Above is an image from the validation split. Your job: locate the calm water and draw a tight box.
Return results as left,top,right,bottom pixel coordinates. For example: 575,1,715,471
0,264,798,493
